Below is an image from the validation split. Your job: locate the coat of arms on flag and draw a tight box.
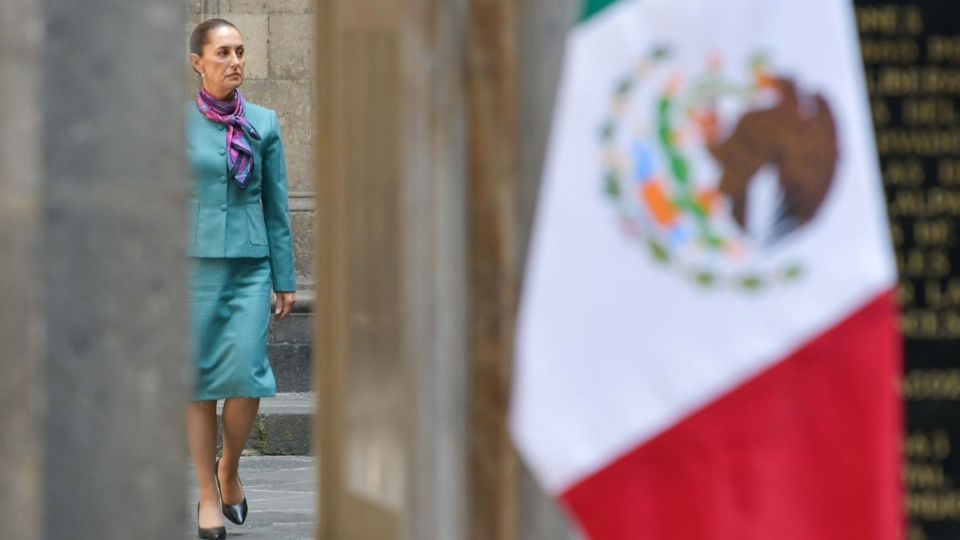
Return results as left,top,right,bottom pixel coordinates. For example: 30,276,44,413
601,47,840,291
512,1,904,538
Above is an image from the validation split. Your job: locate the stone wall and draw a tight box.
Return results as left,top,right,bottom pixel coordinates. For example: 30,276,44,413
187,0,316,297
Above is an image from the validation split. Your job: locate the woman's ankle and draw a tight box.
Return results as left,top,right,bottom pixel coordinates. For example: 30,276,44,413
218,456,239,478
198,484,221,504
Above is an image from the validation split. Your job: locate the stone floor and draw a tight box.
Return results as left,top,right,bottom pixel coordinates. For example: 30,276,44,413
187,456,316,540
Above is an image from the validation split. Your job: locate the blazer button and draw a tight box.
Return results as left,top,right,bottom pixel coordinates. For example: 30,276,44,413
220,176,227,183
220,204,227,211
218,125,225,131
218,148,226,156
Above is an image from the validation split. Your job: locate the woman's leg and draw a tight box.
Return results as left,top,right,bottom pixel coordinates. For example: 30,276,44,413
218,397,261,504
188,400,223,528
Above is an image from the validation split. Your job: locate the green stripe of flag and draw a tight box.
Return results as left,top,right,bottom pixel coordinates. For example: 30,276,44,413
580,0,620,23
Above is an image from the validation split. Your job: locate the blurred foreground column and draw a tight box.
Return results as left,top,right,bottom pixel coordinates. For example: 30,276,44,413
41,0,189,538
466,0,521,539
0,0,43,539
315,0,469,539
516,0,580,538
1,0,188,538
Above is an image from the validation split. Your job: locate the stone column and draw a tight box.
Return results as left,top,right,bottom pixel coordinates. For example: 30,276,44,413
516,2,580,539
466,1,521,538
466,0,580,537
315,2,407,538
0,0,43,539
401,0,469,539
314,1,471,538
39,0,189,538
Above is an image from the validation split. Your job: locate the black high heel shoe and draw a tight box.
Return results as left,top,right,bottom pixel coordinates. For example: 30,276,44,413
215,456,249,525
197,502,227,540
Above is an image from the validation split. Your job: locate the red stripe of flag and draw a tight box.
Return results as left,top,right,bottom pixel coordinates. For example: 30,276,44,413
562,291,904,540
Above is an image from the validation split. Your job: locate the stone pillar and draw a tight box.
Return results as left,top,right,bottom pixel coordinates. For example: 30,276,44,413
314,0,471,538
466,0,580,537
315,2,407,538
516,2,580,538
38,0,189,538
0,0,43,539
466,1,521,539
401,0,469,539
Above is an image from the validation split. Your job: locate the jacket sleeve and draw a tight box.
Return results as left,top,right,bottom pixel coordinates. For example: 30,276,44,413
261,110,298,292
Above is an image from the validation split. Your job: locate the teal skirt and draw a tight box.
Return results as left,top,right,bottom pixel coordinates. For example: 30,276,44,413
189,257,277,401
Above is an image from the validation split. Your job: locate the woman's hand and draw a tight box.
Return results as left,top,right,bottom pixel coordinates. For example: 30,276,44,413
273,291,296,320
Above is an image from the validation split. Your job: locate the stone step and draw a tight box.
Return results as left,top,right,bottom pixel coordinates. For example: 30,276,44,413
268,312,313,393
268,342,312,392
216,392,314,456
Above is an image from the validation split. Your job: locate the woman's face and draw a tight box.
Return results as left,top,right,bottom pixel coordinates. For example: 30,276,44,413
190,25,245,99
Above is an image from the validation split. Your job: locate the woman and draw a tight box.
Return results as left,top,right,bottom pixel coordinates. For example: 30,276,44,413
186,18,297,540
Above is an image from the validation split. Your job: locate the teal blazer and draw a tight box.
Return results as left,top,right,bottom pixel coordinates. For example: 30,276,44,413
186,101,297,292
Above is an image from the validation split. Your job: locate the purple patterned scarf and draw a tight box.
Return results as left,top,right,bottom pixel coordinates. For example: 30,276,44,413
196,87,262,188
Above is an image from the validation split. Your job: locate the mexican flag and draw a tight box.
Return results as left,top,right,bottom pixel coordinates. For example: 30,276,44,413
511,1,904,538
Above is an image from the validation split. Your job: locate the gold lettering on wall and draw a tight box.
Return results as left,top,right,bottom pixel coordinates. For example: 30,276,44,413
938,159,960,185
884,158,925,186
906,430,957,528
905,370,960,400
857,6,924,36
896,249,951,278
861,38,921,64
857,7,960,336
859,6,960,534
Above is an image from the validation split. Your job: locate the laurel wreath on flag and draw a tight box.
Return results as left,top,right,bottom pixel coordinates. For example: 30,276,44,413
599,46,804,292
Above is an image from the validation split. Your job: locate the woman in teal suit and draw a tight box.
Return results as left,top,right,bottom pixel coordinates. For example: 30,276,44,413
186,18,297,540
